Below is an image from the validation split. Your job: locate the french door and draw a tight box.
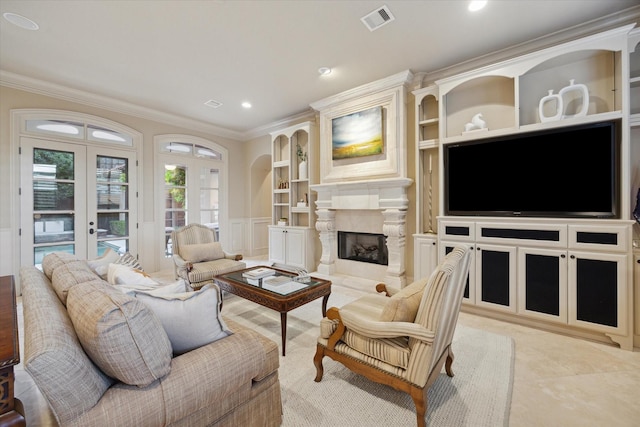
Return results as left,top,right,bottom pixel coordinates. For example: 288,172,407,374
158,154,221,271
20,137,137,267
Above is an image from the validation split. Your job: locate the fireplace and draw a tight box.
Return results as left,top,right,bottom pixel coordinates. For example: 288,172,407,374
338,231,388,266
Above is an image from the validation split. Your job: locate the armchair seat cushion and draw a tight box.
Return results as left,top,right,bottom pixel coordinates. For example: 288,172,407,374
187,258,246,284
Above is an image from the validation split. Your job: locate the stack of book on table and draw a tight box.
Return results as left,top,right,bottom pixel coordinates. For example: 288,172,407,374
242,267,276,279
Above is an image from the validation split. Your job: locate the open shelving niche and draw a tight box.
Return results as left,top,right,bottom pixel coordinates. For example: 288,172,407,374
269,121,318,272
413,24,639,350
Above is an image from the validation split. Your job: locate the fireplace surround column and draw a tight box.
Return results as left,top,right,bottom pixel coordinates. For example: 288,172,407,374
382,209,407,287
315,209,336,274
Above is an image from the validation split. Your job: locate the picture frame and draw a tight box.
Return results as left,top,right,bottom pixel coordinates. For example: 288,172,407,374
331,106,383,160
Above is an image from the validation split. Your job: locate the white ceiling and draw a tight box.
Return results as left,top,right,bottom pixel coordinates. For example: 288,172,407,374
1,1,639,140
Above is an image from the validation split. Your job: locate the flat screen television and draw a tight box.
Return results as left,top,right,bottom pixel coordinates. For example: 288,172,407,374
443,120,620,218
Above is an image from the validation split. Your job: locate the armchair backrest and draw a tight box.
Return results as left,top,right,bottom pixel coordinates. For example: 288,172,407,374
171,223,217,259
408,245,471,381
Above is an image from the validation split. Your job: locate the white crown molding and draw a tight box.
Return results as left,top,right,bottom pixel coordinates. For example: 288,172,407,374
0,70,245,141
310,70,414,112
422,6,640,85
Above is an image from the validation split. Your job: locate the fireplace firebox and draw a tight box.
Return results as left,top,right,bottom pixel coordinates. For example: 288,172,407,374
338,231,388,266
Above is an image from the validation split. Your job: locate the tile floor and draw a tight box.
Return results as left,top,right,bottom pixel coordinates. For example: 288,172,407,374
13,262,640,426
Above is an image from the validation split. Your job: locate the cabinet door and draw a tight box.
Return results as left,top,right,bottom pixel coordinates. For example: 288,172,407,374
268,227,286,265
517,247,568,323
440,241,475,304
284,228,306,269
568,251,628,334
476,244,517,313
414,235,437,281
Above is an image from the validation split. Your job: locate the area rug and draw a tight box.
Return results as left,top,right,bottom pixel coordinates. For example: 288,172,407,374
221,288,515,427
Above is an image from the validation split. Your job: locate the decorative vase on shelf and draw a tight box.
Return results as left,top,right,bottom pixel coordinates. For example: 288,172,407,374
298,160,307,180
538,89,563,122
559,79,589,119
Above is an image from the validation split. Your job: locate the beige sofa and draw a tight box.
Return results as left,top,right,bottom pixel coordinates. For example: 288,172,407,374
20,253,282,427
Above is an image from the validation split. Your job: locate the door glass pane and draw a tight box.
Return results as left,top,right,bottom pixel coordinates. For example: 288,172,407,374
34,213,74,244
34,244,74,268
31,148,77,264
96,155,129,255
33,149,75,210
200,167,219,230
164,165,187,257
97,184,129,209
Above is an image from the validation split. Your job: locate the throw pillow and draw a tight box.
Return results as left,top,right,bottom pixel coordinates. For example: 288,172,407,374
179,242,225,263
135,283,232,355
379,276,430,322
66,280,172,387
107,263,159,287
87,248,120,279
114,251,143,271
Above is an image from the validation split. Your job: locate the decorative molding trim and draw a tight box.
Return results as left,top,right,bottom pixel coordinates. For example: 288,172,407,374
310,70,414,111
0,70,244,141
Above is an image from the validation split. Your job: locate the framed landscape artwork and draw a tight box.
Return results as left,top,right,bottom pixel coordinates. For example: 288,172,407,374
331,106,383,160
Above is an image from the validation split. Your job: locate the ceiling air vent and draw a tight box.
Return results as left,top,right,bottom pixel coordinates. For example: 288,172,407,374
204,99,222,108
361,5,395,32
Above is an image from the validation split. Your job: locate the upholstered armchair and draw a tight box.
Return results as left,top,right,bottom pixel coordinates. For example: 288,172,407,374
313,245,471,427
171,223,246,290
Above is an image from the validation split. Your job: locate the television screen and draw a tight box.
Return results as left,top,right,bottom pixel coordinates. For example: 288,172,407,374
444,120,619,218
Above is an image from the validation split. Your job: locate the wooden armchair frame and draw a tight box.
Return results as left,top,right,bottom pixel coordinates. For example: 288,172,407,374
313,246,471,427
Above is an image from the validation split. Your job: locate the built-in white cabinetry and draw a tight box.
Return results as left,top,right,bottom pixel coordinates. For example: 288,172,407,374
412,234,437,281
269,121,318,271
439,218,633,349
407,24,639,349
268,226,314,271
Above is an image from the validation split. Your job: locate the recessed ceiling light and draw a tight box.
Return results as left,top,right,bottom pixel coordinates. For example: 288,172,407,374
468,1,487,12
318,67,332,76
3,12,39,30
242,102,252,109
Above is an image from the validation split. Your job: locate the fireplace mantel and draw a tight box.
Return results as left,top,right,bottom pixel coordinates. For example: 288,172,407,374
311,178,412,286
311,178,412,211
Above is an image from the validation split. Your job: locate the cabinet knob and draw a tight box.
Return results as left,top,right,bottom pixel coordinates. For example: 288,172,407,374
561,254,566,258
570,255,576,259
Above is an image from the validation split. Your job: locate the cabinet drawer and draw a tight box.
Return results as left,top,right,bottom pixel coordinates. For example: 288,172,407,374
568,224,630,252
438,220,475,241
476,222,567,248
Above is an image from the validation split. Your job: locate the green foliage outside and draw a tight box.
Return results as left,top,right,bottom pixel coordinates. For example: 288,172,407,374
165,167,186,206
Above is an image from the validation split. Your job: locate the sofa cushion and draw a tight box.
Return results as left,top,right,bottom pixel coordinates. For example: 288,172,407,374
107,263,159,287
180,242,225,263
87,248,120,279
379,276,430,322
136,283,231,355
50,260,101,305
67,280,172,387
42,251,79,279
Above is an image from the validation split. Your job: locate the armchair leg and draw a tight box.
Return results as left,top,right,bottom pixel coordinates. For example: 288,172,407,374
409,387,427,427
313,344,325,382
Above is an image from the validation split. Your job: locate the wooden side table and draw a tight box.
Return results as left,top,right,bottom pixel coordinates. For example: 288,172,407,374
0,275,26,426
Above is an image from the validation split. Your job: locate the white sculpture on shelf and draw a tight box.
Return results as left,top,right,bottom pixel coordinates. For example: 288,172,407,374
538,89,563,122
463,113,487,133
538,79,589,122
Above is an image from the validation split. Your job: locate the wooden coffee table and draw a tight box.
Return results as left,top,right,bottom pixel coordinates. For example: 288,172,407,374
214,266,331,356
